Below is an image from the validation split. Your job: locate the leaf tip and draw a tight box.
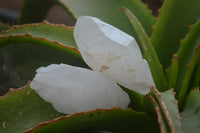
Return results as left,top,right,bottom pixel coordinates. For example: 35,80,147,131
195,43,200,51
171,54,178,62
118,7,126,12
188,25,192,30
152,24,155,30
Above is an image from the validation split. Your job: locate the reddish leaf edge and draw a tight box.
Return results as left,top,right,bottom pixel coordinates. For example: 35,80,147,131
0,81,31,98
151,87,176,133
0,20,80,55
22,107,139,133
150,87,182,133
178,44,200,110
149,95,165,133
0,20,74,35
0,34,79,53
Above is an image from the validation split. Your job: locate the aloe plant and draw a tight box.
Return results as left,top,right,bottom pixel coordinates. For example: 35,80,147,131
0,0,200,133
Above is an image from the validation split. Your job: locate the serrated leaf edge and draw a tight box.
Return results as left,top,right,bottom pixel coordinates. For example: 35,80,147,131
0,81,31,98
151,87,182,133
0,20,74,35
22,107,134,133
149,95,166,133
178,44,200,110
0,34,80,55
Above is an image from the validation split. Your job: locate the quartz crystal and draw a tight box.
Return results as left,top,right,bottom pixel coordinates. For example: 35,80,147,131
74,16,154,95
31,64,130,114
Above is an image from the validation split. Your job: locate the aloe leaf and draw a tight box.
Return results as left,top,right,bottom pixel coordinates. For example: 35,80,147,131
19,0,56,24
192,62,200,88
120,84,157,118
180,89,200,133
0,82,64,132
120,0,156,36
1,21,77,48
0,22,87,89
120,85,144,110
159,90,182,133
151,87,182,133
171,20,200,96
0,22,10,32
150,95,168,133
178,44,200,110
23,108,159,133
168,56,178,90
151,0,200,68
57,0,156,38
120,7,168,91
121,85,145,110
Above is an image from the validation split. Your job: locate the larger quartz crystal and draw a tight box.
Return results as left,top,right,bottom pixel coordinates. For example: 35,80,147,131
74,16,154,95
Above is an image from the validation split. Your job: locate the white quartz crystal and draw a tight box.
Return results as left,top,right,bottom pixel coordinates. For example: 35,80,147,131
74,16,154,95
31,64,130,114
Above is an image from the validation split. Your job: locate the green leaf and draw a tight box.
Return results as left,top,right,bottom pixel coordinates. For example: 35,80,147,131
151,0,200,68
150,88,182,133
159,90,182,133
120,0,156,36
57,0,156,37
1,21,77,48
19,0,56,24
172,20,200,96
150,95,168,133
120,7,168,91
167,55,178,90
0,82,64,132
192,62,200,88
23,108,159,133
180,89,200,133
178,44,200,110
120,85,156,117
0,22,87,88
0,22,10,32
120,85,145,110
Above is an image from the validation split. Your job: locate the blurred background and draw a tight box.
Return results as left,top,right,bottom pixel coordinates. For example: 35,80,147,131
0,0,163,25
0,0,75,25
